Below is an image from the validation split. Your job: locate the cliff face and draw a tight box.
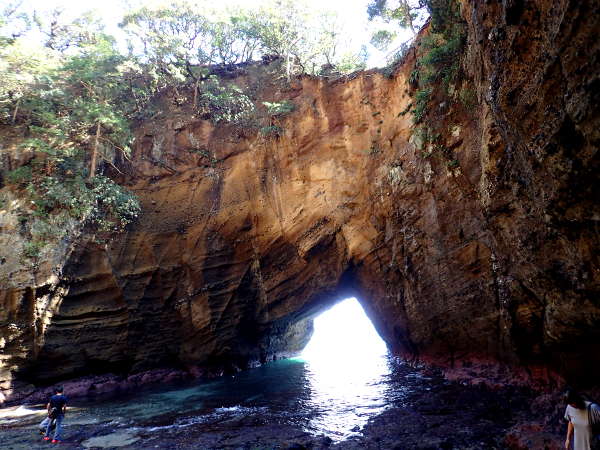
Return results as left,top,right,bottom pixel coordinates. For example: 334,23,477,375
1,0,598,402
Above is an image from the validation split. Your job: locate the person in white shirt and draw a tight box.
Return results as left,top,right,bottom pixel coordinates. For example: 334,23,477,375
564,390,592,450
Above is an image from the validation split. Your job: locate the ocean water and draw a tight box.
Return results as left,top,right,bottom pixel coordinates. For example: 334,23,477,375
0,297,536,449
0,299,408,447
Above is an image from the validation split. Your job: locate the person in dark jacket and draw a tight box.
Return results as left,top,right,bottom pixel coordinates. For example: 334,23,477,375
42,386,67,443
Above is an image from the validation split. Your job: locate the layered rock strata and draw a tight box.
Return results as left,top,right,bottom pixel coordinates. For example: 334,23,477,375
0,0,598,402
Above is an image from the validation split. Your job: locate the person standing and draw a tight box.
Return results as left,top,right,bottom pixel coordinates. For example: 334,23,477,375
43,386,67,444
565,390,594,450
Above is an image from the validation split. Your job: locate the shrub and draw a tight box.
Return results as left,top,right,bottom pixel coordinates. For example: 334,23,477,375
447,159,460,168
22,240,44,259
198,76,255,125
30,218,64,241
419,28,464,87
459,87,476,109
6,165,32,187
413,88,432,123
408,1,466,126
90,175,140,231
12,171,140,259
16,172,140,241
259,125,283,137
263,100,295,117
409,69,419,85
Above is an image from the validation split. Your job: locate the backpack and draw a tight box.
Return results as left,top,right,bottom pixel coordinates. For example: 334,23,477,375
589,402,600,436
49,407,60,419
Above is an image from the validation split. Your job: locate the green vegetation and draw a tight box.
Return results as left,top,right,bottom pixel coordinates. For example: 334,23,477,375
198,76,255,125
409,1,468,173
0,0,473,258
259,125,284,138
119,0,368,80
369,0,469,174
458,87,476,109
22,240,44,259
263,101,296,117
367,0,429,39
0,0,371,258
371,30,397,51
447,159,459,168
6,166,32,186
259,101,297,139
408,1,466,123
368,0,467,121
413,88,433,123
367,0,429,70
409,69,419,85
416,22,465,89
1,9,142,257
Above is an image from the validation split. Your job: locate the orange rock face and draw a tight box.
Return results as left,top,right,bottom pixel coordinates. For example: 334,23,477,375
1,0,598,402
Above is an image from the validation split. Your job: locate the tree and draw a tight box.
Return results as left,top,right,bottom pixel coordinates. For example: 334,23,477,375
368,0,429,35
121,1,208,79
60,37,133,179
120,0,367,80
367,0,429,55
0,0,30,46
120,1,260,79
0,39,59,123
33,9,104,52
253,0,309,78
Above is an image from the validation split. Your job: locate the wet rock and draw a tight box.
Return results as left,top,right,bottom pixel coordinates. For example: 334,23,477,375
81,430,141,448
504,423,562,450
0,361,567,450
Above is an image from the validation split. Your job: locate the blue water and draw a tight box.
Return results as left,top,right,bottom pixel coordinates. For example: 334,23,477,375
0,354,407,448
97,355,393,438
1,299,405,447
0,299,537,449
90,299,394,440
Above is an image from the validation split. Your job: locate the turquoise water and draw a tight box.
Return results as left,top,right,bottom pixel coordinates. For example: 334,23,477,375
0,355,402,448
0,300,541,448
0,294,534,450
0,299,402,447
106,354,392,436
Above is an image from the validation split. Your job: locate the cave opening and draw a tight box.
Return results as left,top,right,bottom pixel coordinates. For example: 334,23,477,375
297,297,390,437
301,297,388,362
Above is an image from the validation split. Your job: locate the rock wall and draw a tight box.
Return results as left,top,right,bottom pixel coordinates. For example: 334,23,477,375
1,0,598,402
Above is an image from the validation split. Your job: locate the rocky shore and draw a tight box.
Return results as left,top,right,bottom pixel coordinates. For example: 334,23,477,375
2,359,585,450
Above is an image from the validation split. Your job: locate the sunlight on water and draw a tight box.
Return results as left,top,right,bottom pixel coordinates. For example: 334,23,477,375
0,405,45,419
0,298,395,446
298,297,390,439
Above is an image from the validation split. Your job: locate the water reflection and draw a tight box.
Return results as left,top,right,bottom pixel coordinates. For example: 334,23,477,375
298,298,390,439
0,299,395,445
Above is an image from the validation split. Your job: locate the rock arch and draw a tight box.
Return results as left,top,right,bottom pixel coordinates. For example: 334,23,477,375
2,0,599,402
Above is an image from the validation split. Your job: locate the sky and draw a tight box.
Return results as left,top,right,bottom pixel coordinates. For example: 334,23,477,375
301,297,387,361
11,0,415,68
